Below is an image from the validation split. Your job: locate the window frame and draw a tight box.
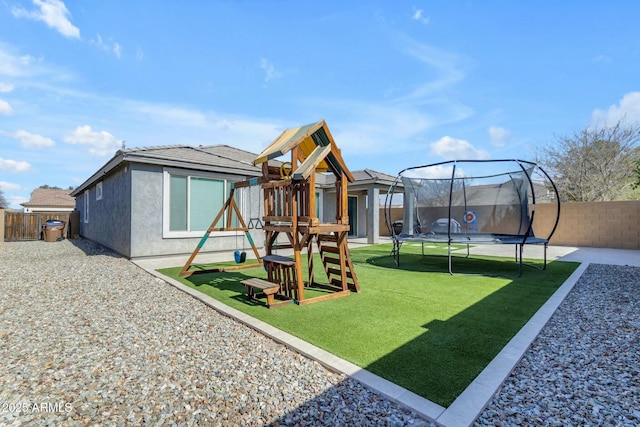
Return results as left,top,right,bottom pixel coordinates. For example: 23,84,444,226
83,189,89,223
96,182,103,201
162,168,242,239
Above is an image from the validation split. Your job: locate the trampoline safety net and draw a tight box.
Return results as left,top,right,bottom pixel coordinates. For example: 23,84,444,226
384,159,561,275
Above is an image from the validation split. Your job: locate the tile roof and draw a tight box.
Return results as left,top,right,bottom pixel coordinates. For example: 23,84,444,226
119,145,259,172
22,188,75,207
72,144,263,196
70,143,394,196
320,168,398,187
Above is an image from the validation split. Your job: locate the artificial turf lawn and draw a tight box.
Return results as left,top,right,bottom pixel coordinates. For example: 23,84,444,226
158,243,578,407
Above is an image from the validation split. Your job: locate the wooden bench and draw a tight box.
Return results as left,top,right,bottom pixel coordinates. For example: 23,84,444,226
240,278,291,308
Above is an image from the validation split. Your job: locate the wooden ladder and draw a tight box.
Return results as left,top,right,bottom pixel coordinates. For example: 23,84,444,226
317,233,360,292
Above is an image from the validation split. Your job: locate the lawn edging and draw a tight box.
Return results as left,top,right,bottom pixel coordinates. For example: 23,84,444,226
134,258,586,426
437,261,589,426
134,261,447,423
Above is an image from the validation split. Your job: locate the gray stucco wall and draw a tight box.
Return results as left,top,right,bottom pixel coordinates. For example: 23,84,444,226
356,194,367,237
129,164,264,258
77,164,132,256
320,189,366,237
129,164,163,258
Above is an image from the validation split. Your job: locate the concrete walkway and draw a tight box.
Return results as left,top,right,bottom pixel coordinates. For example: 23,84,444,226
133,240,639,426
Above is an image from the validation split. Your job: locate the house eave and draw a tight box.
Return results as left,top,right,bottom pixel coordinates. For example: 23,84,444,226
71,150,261,196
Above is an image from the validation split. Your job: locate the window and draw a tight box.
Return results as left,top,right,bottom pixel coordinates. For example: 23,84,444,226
96,182,103,200
83,190,89,223
163,169,238,237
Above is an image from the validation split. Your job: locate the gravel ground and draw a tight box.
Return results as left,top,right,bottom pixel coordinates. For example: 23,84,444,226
0,239,431,427
1,239,638,426
475,263,640,426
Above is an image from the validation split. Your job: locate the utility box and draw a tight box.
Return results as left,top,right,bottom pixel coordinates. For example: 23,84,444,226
43,220,66,242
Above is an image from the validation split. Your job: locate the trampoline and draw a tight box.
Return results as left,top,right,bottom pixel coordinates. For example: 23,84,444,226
384,159,560,276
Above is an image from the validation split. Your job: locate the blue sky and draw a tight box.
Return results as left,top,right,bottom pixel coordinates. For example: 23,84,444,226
1,1,640,209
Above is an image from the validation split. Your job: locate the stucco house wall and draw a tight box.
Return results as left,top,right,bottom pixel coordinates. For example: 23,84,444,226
128,164,262,258
77,163,132,256
72,145,394,258
76,162,265,259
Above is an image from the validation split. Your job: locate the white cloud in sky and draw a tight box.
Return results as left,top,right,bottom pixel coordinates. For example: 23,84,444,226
90,35,122,58
0,181,23,191
405,164,454,179
412,9,430,25
1,43,81,91
12,0,80,39
591,91,640,127
0,99,12,115
488,126,511,147
329,102,434,154
0,157,33,173
64,125,121,157
125,101,281,153
0,82,14,92
14,130,56,148
306,36,473,158
132,103,208,128
0,47,37,77
430,136,490,160
397,38,466,102
592,54,612,64
260,58,282,83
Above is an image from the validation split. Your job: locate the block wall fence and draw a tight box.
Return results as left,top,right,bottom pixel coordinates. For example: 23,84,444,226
379,201,640,250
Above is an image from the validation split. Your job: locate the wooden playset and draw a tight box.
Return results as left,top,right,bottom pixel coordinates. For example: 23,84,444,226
180,119,360,307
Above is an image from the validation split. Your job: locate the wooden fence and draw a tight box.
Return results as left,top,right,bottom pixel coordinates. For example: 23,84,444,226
3,211,80,241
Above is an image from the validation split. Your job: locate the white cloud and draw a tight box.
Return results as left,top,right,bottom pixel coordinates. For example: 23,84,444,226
0,181,23,191
591,91,640,127
0,47,38,77
396,38,466,102
430,136,490,160
0,99,12,115
113,43,122,59
329,103,434,153
124,101,282,153
488,126,510,147
0,157,32,173
14,130,56,148
0,83,14,92
12,0,80,39
404,164,454,179
260,58,282,83
592,54,612,64
64,125,121,157
90,34,122,58
131,103,209,127
412,9,430,25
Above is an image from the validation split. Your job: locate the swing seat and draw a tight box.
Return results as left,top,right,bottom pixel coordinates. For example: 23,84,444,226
234,250,247,263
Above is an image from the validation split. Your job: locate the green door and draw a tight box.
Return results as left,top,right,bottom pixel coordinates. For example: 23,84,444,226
348,196,357,236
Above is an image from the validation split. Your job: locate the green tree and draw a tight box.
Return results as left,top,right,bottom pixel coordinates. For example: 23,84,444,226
540,120,640,201
633,159,640,190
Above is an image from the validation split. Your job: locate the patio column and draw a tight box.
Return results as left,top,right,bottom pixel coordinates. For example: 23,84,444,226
367,186,379,244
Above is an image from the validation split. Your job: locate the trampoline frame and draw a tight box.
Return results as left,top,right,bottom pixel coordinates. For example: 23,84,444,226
384,159,561,277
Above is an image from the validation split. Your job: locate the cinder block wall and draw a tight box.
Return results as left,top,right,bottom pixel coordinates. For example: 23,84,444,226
379,201,640,250
539,201,640,249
